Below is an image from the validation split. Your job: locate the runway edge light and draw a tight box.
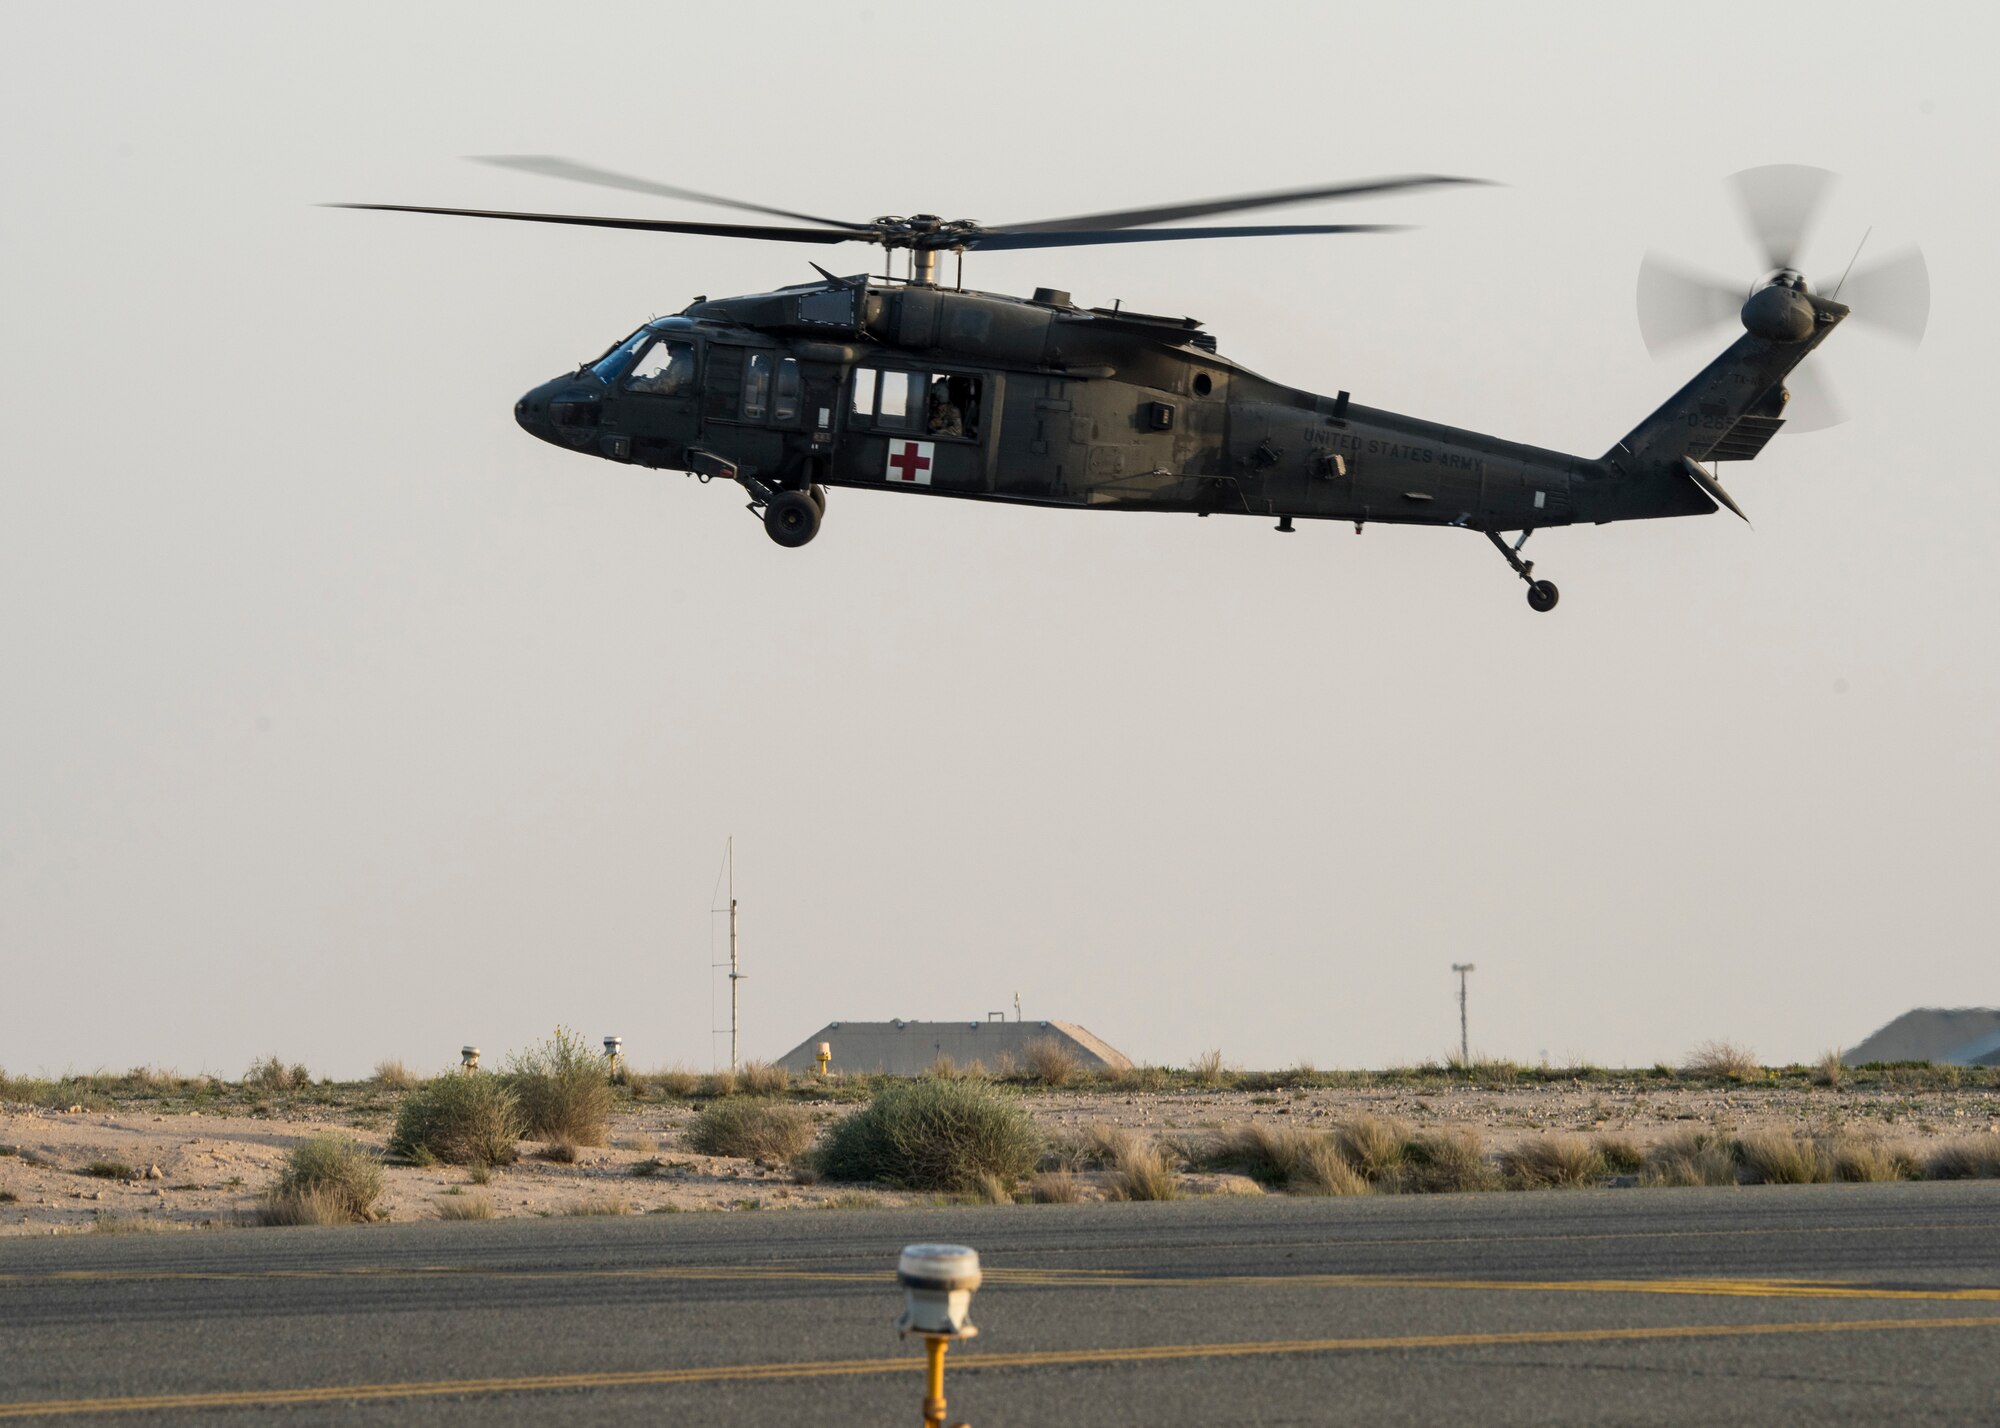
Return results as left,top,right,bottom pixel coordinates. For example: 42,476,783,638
897,1243,981,1428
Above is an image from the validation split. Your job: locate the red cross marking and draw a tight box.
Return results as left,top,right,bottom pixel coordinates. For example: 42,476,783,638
888,442,932,482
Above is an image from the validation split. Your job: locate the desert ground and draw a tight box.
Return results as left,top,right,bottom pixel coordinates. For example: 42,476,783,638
5,1064,1999,1235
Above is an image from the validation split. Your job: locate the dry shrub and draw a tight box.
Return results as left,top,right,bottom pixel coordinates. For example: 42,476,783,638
815,1078,1041,1192
650,1066,700,1098
437,1195,494,1220
699,1070,740,1098
245,1056,312,1093
1736,1131,1833,1185
1290,1138,1369,1196
1594,1134,1646,1175
1814,1050,1846,1088
1029,1169,1081,1203
1681,1040,1760,1081
538,1138,580,1165
927,1055,964,1080
739,1060,790,1095
1397,1130,1500,1193
83,1161,134,1181
504,1026,613,1148
686,1098,814,1161
968,1172,1013,1204
1502,1135,1608,1189
389,1072,521,1168
373,1060,416,1090
1927,1135,2000,1180
1021,1038,1082,1087
1336,1115,1412,1184
1189,1049,1234,1089
1643,1129,1739,1187
261,1136,381,1225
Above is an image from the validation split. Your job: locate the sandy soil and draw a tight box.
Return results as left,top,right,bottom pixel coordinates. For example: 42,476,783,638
5,1080,1998,1236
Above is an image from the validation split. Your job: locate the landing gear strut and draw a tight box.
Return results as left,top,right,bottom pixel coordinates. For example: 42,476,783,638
1486,530,1559,613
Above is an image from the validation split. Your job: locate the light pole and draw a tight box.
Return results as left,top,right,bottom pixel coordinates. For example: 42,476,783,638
1451,963,1475,1066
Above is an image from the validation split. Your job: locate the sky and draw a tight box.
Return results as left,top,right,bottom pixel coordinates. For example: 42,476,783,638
3,1,1995,1079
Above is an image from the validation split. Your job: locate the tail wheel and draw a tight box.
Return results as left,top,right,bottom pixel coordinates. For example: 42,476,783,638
764,490,821,548
1526,580,1560,613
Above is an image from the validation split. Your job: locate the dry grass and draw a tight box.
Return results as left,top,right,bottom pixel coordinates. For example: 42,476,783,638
1814,1050,1846,1088
1927,1135,2000,1180
260,1135,382,1225
686,1099,815,1161
372,1060,417,1090
1397,1130,1501,1193
559,1196,629,1217
436,1195,494,1220
1827,1135,1913,1183
1029,1169,1081,1203
1735,1131,1834,1185
1501,1135,1608,1189
1208,1123,1316,1184
1110,1064,1171,1092
967,1172,1012,1205
1642,1129,1740,1187
1336,1115,1412,1183
738,1060,790,1095
1021,1038,1083,1087
1188,1049,1234,1089
1594,1134,1646,1174
1107,1142,1180,1201
1682,1040,1760,1081
698,1070,740,1098
82,1161,134,1180
1289,1138,1370,1196
537,1138,580,1165
649,1065,700,1098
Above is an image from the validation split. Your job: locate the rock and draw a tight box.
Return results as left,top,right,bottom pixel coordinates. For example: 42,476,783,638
146,1164,162,1180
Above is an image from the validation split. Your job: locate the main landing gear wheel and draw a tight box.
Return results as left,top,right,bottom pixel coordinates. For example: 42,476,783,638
764,489,821,547
1526,579,1560,613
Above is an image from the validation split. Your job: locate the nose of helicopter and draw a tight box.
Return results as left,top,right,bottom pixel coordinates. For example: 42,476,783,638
514,379,559,444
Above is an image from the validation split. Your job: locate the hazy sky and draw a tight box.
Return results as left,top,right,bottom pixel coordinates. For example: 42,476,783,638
3,2,1994,1079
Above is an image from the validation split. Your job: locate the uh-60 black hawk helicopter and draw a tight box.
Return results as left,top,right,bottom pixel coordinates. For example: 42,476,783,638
336,160,1927,611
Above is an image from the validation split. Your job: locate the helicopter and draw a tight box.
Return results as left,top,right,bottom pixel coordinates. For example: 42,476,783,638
335,160,1927,612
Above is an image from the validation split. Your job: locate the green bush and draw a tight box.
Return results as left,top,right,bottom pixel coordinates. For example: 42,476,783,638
815,1077,1041,1192
262,1135,381,1224
389,1073,521,1168
504,1026,613,1148
687,1099,814,1161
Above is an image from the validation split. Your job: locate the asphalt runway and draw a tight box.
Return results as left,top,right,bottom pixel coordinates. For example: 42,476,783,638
3,1182,1998,1425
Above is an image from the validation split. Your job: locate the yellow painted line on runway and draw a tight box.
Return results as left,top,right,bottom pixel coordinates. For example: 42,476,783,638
6,1263,1998,1305
2,1315,1998,1418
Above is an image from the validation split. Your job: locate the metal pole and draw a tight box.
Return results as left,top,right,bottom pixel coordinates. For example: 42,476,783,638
728,837,740,1073
1451,963,1475,1065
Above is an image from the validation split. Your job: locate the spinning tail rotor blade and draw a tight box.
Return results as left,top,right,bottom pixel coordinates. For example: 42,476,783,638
1830,245,1931,344
1781,360,1847,433
1636,252,1743,355
1730,163,1835,273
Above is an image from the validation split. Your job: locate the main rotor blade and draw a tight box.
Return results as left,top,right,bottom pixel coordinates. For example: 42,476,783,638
961,223,1407,251
1730,163,1834,273
991,174,1489,235
1781,359,1847,433
325,203,858,244
1636,252,1743,355
470,155,875,232
1824,244,1930,344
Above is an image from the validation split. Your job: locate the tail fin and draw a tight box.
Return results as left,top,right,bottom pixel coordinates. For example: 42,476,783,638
1606,289,1848,473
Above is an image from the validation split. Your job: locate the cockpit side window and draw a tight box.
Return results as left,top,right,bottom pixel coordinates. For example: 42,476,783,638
626,338,696,395
591,329,653,385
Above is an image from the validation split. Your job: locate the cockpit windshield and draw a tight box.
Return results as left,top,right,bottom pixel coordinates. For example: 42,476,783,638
590,329,653,385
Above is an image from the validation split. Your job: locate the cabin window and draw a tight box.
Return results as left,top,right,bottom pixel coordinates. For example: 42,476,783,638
740,352,773,419
626,338,695,395
849,366,982,439
773,357,802,423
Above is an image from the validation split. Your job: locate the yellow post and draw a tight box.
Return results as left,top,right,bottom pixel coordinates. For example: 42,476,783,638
922,1336,949,1428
